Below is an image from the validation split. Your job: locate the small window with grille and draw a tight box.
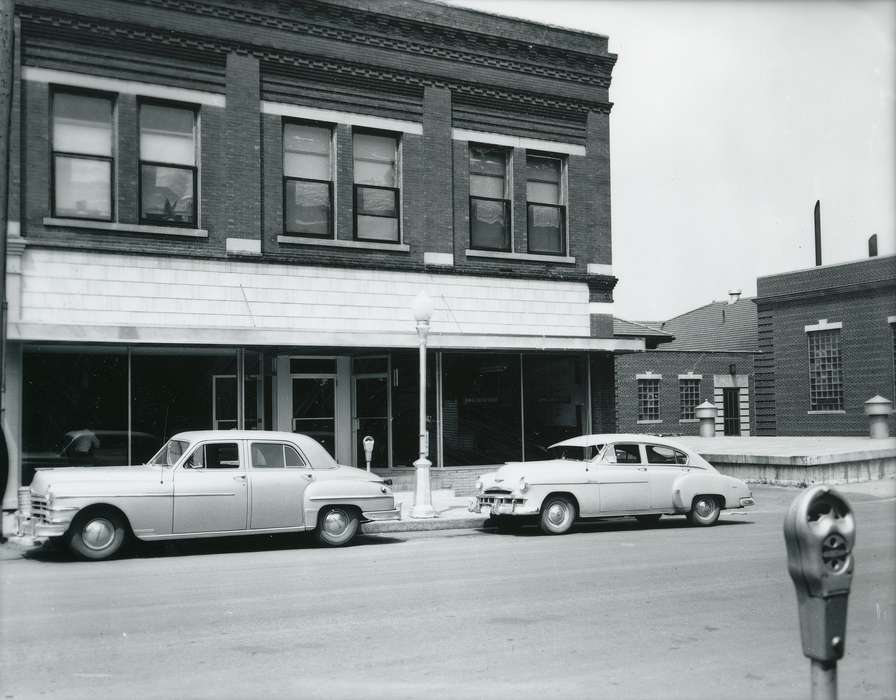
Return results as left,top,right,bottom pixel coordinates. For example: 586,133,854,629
679,378,701,419
808,329,844,411
638,378,660,422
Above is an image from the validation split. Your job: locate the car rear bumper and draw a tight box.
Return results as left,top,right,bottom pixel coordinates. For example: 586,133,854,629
361,507,401,522
739,497,755,507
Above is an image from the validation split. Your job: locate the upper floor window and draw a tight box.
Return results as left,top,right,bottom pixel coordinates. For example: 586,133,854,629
353,131,399,242
284,123,333,237
52,91,114,221
638,378,661,422
808,329,843,411
526,154,565,255
139,101,197,226
679,378,701,419
469,144,510,251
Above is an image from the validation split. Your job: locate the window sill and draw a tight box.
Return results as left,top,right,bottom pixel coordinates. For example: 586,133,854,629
637,419,663,424
465,249,575,264
678,419,699,423
44,217,208,238
807,410,846,415
277,235,410,252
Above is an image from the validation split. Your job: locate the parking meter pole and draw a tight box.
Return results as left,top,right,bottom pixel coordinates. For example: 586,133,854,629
811,660,836,700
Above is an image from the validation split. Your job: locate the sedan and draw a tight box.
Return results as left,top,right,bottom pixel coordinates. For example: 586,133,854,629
470,433,755,534
20,430,400,560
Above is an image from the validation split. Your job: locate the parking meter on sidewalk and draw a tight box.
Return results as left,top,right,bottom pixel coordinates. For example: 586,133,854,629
783,485,856,700
362,436,375,472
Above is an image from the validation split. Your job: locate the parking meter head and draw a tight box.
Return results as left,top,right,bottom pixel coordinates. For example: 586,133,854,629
783,486,855,598
362,436,375,463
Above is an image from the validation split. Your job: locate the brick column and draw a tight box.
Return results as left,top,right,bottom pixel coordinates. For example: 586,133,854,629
223,53,261,246
422,86,453,257
335,124,354,241
512,146,527,253
116,94,139,224
586,111,612,265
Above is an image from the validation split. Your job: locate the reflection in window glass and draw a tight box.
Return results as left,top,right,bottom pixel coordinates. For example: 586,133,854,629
526,155,565,255
613,444,641,463
523,355,587,461
139,102,196,225
284,123,333,236
469,144,510,251
353,132,399,241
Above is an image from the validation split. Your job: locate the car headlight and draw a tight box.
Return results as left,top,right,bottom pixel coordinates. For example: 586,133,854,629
475,479,483,493
46,491,55,509
519,476,528,492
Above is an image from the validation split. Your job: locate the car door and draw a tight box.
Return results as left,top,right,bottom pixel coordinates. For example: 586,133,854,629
247,440,315,530
173,440,249,534
594,443,650,513
644,444,690,511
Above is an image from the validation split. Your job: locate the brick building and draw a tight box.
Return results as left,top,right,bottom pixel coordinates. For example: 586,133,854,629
614,294,759,436
753,254,896,436
1,0,638,514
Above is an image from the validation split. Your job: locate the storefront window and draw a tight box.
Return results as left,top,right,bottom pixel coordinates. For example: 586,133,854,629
442,354,522,466
523,355,587,460
390,351,438,468
22,347,128,485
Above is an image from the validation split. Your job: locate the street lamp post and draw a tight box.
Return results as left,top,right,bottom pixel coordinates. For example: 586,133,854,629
410,290,436,519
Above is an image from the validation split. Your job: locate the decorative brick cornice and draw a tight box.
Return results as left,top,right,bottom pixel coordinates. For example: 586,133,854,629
133,0,615,87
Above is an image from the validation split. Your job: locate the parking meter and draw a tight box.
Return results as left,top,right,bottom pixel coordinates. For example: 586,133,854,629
783,485,855,699
362,436,375,472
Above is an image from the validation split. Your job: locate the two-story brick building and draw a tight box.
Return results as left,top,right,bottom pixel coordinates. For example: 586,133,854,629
1,0,640,517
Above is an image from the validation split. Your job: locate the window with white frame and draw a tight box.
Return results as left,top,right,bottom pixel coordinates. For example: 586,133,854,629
52,90,114,221
469,143,511,251
638,378,660,421
139,101,197,226
353,131,400,242
526,154,566,255
284,122,333,237
679,378,700,419
808,329,844,411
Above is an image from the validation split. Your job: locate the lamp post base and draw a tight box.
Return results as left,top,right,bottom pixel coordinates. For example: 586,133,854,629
410,456,437,519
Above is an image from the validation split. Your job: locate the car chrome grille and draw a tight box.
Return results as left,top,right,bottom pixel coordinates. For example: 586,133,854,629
478,495,525,507
483,488,512,495
31,496,49,523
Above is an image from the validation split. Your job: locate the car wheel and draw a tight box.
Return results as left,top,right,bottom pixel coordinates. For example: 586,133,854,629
687,496,721,526
316,506,360,547
66,510,128,561
540,496,575,535
635,514,662,526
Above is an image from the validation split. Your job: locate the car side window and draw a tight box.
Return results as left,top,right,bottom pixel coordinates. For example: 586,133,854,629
185,442,240,469
251,442,307,468
612,444,642,464
646,445,689,465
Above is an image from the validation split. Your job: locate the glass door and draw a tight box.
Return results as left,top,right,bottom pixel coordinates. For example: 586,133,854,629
353,374,390,468
292,377,336,457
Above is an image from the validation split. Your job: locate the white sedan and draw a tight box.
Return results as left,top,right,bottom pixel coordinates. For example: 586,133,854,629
470,433,755,534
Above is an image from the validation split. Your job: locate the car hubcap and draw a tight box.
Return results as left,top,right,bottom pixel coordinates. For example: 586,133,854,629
695,499,715,518
547,503,568,526
82,518,115,551
323,510,348,535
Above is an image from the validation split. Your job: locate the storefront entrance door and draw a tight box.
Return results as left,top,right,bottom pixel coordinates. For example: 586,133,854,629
352,375,390,468
292,377,336,457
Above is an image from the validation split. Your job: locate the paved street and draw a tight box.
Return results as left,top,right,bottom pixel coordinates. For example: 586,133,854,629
1,485,894,700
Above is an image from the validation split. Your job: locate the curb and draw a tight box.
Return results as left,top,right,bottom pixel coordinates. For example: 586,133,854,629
363,516,489,534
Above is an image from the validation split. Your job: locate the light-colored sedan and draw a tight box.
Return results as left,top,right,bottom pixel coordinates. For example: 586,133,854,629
20,430,399,560
470,433,755,534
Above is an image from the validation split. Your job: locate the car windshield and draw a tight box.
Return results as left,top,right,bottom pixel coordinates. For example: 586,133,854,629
147,439,190,467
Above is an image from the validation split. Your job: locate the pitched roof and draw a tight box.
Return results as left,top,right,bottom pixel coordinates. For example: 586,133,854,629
657,298,758,352
612,317,674,339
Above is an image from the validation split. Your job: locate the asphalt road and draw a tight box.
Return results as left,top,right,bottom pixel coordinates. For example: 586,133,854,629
1,486,894,700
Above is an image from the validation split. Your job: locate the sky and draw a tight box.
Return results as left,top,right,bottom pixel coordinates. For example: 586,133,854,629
443,0,896,321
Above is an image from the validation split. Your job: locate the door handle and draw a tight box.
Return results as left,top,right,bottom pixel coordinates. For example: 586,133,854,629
637,467,647,472
302,473,314,480
234,474,247,482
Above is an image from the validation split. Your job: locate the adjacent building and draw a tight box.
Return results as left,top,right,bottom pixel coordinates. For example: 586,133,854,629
2,0,635,518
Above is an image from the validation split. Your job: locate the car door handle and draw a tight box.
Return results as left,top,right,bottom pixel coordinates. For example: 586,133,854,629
302,473,314,480
637,467,647,472
234,474,247,481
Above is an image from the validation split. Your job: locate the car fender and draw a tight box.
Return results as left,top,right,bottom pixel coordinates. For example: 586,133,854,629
673,472,745,510
302,478,394,526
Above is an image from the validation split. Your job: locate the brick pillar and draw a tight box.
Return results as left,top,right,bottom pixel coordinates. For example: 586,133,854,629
224,53,261,243
335,124,354,241
422,86,453,255
586,111,612,265
512,146,527,253
116,94,139,224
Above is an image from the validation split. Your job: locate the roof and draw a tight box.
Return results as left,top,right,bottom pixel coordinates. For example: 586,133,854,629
613,318,674,338
655,298,759,352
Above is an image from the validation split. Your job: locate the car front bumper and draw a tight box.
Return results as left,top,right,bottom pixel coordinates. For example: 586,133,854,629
361,507,401,522
469,497,539,516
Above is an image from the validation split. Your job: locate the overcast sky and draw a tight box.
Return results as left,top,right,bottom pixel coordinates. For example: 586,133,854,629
443,0,896,321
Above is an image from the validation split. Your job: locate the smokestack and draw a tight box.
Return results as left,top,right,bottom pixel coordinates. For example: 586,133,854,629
727,289,742,305
814,200,822,266
869,234,878,257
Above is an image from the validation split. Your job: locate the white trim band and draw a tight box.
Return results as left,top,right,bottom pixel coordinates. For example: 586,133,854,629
262,101,422,134
226,238,261,255
424,252,454,267
888,315,896,324
805,319,843,332
588,302,614,315
277,235,410,252
452,128,586,156
636,372,662,380
587,263,613,276
43,217,208,238
465,249,575,264
678,374,703,380
24,67,226,107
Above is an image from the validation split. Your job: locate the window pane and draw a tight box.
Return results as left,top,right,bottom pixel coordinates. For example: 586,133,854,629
284,124,331,155
53,93,112,156
357,215,398,241
523,355,587,461
285,180,330,235
141,165,194,224
527,181,560,204
140,104,195,166
54,156,112,219
527,204,563,254
356,187,397,217
527,156,561,183
252,443,285,468
470,198,509,250
638,379,660,421
354,160,396,187
284,152,330,181
470,145,506,177
679,379,701,419
614,444,642,463
470,174,505,199
290,358,336,374
285,445,306,467
808,330,843,411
